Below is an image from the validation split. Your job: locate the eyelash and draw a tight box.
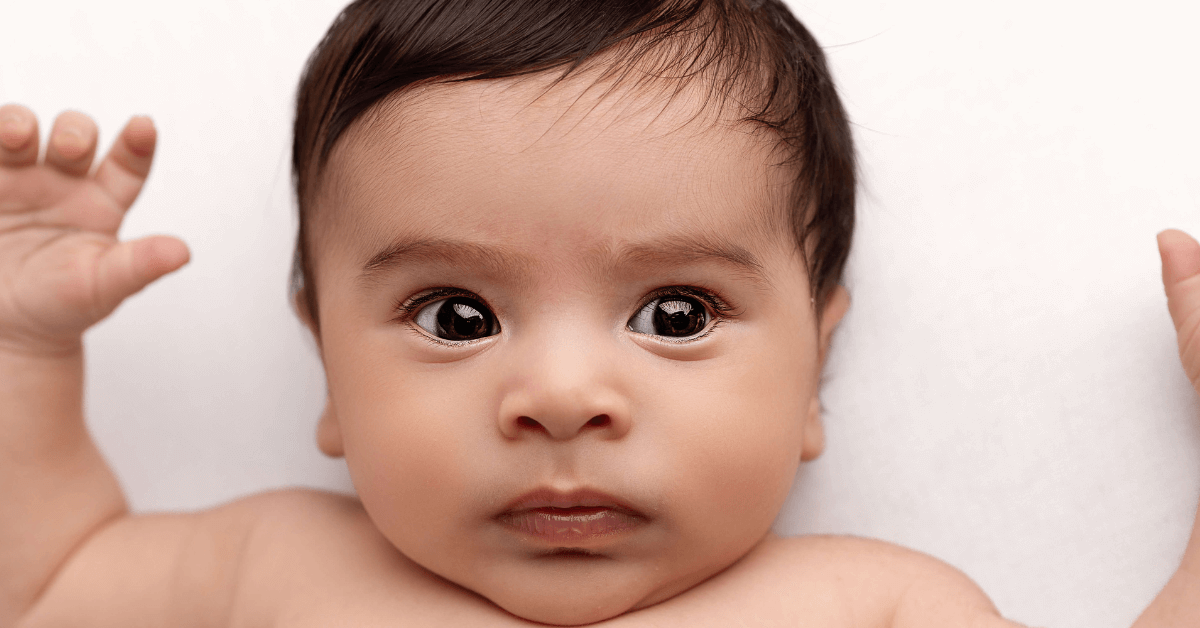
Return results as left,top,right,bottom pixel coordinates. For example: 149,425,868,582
393,285,740,346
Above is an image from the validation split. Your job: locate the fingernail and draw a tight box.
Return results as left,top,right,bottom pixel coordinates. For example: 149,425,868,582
53,126,86,155
0,114,31,150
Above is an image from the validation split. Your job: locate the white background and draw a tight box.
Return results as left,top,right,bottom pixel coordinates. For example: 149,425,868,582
2,1,1198,626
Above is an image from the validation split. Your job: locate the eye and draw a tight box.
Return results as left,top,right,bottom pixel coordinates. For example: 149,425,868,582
628,293,711,339
412,295,499,342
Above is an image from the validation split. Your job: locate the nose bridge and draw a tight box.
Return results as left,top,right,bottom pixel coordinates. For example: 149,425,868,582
498,316,630,441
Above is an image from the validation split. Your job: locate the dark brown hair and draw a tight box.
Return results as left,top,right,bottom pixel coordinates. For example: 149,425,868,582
292,0,855,327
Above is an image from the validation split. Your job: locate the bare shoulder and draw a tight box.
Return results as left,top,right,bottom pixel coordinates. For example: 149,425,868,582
19,488,398,628
215,488,443,625
232,486,373,539
596,534,1015,628
764,535,1034,628
769,533,982,582
232,486,408,582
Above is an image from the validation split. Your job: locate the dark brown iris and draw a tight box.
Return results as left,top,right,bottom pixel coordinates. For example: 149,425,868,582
653,296,706,337
434,297,495,340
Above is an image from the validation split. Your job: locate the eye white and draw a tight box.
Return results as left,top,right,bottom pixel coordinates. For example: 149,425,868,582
413,298,449,334
628,301,659,335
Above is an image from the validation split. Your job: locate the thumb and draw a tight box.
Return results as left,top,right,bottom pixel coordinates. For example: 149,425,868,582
1158,229,1200,330
94,235,190,317
1158,229,1200,392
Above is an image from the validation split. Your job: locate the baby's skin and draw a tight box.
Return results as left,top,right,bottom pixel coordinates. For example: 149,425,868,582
2,75,1200,628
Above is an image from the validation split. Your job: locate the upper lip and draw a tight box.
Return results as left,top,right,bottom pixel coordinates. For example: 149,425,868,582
496,487,648,519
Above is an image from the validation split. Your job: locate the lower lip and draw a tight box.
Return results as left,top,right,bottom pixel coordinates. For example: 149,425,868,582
497,507,645,542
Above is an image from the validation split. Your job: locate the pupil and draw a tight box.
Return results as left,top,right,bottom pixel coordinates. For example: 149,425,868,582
436,297,491,340
653,297,706,337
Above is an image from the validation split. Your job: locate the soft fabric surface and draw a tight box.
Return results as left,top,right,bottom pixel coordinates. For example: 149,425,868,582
2,2,1196,627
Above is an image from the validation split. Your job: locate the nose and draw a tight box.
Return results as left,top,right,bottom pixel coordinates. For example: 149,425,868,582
496,332,632,441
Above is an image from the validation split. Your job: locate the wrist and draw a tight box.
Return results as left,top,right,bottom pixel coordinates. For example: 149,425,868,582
0,341,84,398
0,340,86,449
0,335,83,364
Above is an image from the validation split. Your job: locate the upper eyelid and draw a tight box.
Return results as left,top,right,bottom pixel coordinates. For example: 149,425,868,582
394,287,487,318
397,285,735,315
637,285,736,318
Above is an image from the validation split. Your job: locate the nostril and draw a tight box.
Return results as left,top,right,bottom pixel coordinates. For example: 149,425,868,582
517,416,540,429
586,415,610,428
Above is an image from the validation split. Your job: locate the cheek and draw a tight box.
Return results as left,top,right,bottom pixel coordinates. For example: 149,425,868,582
323,331,495,537
642,336,816,539
643,377,801,533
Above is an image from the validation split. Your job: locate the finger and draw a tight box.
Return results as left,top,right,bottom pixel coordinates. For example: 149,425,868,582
45,110,99,177
0,104,40,167
93,235,190,318
1159,229,1200,323
93,115,156,211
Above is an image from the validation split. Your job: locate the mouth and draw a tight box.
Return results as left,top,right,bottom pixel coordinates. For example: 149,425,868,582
495,488,649,544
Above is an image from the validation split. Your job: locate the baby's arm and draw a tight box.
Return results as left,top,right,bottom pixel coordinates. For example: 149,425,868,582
0,105,250,626
1126,229,1200,626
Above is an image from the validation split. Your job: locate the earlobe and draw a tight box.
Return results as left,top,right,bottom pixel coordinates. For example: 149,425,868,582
296,287,341,456
800,396,825,462
802,285,847,463
293,286,319,339
317,398,345,458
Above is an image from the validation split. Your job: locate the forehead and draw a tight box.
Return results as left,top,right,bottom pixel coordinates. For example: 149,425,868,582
315,70,793,264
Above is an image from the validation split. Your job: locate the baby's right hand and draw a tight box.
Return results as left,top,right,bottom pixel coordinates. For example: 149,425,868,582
0,105,188,356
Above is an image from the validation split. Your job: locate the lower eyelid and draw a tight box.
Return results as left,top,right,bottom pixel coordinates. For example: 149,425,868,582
407,324,492,348
639,318,725,345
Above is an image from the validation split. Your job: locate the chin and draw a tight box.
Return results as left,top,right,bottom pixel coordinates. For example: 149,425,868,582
498,598,632,627
511,606,622,626
483,569,655,626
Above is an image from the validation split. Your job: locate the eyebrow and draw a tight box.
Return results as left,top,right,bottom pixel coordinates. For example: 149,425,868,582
359,232,770,288
360,238,534,285
605,234,769,288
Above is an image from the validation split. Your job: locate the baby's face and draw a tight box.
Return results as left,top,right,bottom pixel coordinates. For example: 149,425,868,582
307,73,842,625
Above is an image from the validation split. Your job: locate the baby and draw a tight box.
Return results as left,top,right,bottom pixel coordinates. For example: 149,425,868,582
2,0,1199,626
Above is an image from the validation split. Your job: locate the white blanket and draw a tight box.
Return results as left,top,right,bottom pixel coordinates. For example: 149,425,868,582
2,2,1195,627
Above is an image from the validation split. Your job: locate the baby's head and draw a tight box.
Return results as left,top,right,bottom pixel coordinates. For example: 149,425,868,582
289,0,854,624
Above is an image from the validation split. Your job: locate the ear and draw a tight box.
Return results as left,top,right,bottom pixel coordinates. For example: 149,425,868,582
801,285,851,462
800,398,826,462
816,284,851,371
292,286,319,339
293,287,344,457
316,398,345,458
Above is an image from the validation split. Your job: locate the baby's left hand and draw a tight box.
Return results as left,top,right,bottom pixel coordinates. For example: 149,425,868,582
1159,229,1200,397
